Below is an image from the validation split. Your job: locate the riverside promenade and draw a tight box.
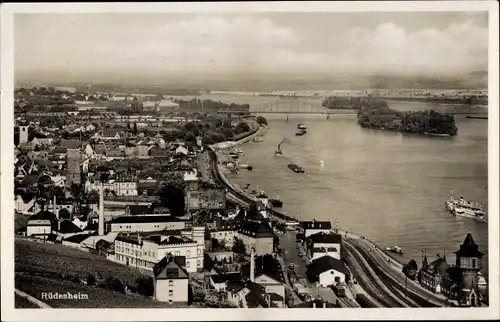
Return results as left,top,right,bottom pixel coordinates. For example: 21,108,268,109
206,138,446,308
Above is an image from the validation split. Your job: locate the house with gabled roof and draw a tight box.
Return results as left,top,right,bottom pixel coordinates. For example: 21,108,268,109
237,221,275,256
306,232,343,260
306,255,350,287
226,280,270,308
241,253,286,306
58,139,82,150
153,254,189,303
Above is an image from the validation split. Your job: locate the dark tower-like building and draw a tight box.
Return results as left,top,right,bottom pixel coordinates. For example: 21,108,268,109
453,232,484,307
131,97,143,114
66,148,82,187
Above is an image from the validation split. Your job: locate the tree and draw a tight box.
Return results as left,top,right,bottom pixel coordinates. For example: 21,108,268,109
212,238,220,249
157,184,186,217
256,116,268,126
232,237,246,254
105,277,125,293
135,276,154,297
87,273,96,286
87,190,100,204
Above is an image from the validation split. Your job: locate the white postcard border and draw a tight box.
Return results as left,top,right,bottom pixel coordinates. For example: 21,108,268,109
1,1,499,321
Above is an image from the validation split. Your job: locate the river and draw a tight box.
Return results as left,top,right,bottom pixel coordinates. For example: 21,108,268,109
193,95,489,278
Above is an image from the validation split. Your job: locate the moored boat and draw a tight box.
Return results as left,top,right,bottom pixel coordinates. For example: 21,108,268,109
423,132,452,137
445,193,486,221
385,246,403,254
269,193,283,207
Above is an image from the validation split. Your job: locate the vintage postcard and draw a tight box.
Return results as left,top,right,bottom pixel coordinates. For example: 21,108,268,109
1,1,499,321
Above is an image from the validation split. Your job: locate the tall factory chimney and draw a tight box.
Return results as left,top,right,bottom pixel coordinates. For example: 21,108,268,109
98,182,105,236
250,248,255,282
53,194,58,220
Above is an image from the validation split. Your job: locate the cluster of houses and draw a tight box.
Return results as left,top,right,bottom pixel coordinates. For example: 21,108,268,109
416,232,487,307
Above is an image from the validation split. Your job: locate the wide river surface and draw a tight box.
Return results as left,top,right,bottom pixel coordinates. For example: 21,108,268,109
175,94,490,277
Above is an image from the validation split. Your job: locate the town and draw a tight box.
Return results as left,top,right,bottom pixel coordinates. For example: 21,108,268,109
14,86,488,309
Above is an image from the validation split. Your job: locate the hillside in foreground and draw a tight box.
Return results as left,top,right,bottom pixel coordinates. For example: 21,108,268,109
15,239,187,308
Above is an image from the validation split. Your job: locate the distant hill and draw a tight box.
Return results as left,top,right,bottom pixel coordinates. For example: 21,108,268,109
16,70,488,92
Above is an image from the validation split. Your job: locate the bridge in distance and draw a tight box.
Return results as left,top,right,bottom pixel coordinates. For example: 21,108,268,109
215,98,488,115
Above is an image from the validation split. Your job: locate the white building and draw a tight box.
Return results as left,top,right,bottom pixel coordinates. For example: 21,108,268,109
15,195,35,215
113,227,205,273
306,255,349,287
85,180,138,196
301,220,332,238
26,219,52,237
50,175,66,188
153,254,189,304
210,221,240,248
307,232,342,260
106,215,186,233
183,168,198,182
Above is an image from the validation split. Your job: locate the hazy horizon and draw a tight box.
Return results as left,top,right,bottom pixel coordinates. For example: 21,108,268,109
15,12,489,88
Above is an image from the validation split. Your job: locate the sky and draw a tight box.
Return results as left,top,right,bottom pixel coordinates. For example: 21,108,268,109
14,11,489,82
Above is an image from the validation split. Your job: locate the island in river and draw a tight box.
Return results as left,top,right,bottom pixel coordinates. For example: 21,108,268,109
356,98,458,136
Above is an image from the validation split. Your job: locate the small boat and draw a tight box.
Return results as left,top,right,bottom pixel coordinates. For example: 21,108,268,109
466,116,488,120
239,163,253,171
295,130,307,136
288,163,305,173
423,132,451,137
385,246,403,254
253,137,264,142
275,142,284,156
297,124,307,130
231,148,244,155
269,194,283,207
445,192,486,221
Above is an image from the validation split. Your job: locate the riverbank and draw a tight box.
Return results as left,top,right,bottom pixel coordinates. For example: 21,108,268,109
207,140,450,307
210,122,267,150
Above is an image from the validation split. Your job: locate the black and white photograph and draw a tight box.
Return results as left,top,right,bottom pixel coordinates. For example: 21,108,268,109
1,2,498,321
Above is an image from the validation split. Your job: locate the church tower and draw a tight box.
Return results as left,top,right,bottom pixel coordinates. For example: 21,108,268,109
19,121,29,145
454,232,484,307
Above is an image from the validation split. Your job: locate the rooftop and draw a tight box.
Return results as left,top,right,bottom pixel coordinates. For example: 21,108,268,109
238,221,274,238
308,232,342,244
455,232,484,258
107,215,183,224
307,255,350,276
153,254,189,280
301,220,332,230
241,254,285,284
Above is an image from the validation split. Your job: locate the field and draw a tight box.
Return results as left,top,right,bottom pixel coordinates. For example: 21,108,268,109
14,238,188,308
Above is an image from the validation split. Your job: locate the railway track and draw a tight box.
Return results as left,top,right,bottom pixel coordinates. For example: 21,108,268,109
337,297,359,308
349,239,441,308
344,242,406,307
